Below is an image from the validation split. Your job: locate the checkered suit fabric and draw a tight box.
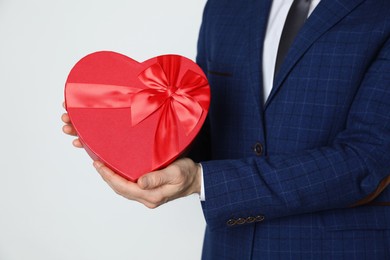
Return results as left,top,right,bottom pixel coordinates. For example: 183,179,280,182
193,0,390,259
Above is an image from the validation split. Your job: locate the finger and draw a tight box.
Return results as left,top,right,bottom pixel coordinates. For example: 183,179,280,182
93,161,145,200
72,138,83,148
62,124,78,136
138,170,173,190
94,161,131,193
94,162,174,208
61,113,71,124
62,101,66,109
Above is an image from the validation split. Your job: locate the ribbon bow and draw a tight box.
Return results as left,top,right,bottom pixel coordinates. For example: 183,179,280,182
134,56,209,166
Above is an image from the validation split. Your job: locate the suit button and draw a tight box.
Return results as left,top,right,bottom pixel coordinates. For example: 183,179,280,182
255,215,265,222
254,142,263,156
236,218,246,225
227,219,237,226
246,216,256,223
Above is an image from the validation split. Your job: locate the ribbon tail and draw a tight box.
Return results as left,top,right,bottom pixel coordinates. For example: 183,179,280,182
153,101,179,169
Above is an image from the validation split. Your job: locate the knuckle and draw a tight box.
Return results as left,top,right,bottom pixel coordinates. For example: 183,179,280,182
148,174,166,187
165,165,183,183
149,193,169,206
171,164,182,175
149,195,162,205
156,174,166,186
150,176,160,187
173,171,186,184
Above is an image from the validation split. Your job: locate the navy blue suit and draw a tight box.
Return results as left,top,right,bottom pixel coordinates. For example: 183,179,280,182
193,0,390,259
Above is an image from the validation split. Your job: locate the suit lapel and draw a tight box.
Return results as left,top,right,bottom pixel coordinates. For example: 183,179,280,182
264,0,365,109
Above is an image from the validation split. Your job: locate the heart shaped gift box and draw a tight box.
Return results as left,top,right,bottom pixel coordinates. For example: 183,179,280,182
65,51,210,182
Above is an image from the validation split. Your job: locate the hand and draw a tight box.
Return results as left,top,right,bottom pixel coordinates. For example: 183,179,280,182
93,158,201,208
61,102,83,148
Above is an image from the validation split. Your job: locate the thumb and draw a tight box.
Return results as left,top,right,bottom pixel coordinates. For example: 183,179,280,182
138,171,168,190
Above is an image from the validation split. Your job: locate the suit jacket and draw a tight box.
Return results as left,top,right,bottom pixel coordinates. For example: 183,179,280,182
193,0,390,259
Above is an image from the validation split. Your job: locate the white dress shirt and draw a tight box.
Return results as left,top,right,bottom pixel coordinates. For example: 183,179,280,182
262,0,321,103
200,0,321,201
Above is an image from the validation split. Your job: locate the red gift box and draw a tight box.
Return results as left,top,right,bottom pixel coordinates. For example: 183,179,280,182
65,51,210,182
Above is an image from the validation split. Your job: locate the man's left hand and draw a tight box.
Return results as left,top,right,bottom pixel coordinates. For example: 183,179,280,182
93,158,201,208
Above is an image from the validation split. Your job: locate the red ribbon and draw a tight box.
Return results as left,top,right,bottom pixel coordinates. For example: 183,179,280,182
66,55,210,168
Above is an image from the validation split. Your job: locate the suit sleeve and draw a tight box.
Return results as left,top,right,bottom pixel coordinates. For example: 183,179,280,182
200,36,390,230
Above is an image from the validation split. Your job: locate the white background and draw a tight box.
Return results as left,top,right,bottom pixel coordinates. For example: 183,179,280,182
0,1,207,259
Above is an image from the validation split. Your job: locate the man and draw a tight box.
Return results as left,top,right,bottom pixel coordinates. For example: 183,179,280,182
63,0,390,258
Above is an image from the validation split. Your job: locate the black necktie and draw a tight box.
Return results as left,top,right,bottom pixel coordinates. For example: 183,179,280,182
274,0,312,78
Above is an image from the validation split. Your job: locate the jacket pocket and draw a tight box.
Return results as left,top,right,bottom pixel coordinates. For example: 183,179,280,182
206,60,234,78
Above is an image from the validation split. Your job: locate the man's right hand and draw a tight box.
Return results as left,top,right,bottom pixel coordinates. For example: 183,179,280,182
61,103,83,148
